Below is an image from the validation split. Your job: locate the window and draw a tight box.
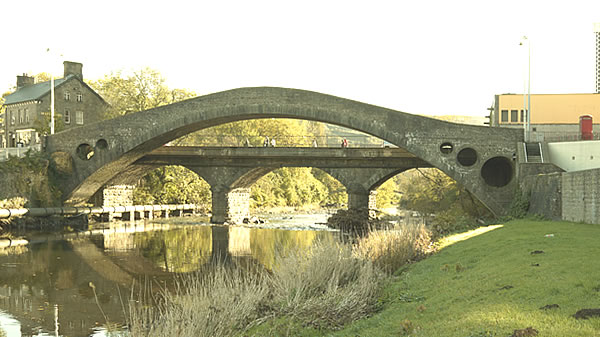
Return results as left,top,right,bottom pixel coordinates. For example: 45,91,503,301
77,93,83,102
18,109,23,124
75,111,83,125
510,110,518,122
520,109,528,123
10,110,15,125
501,110,508,122
64,110,71,124
25,108,29,123
64,92,70,101
520,110,525,122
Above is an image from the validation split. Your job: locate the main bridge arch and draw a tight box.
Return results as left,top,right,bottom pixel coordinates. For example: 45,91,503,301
46,87,523,215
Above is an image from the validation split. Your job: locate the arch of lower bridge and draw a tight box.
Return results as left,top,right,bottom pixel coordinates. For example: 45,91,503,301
106,163,412,223
46,87,523,215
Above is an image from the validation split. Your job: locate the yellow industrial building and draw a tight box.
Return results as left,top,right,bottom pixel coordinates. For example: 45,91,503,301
492,93,600,141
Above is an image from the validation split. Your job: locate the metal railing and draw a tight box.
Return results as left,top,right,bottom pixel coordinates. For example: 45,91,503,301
0,144,42,161
531,132,600,143
0,204,200,219
170,135,398,148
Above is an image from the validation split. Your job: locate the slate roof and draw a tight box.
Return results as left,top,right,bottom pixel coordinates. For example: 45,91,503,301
3,75,74,105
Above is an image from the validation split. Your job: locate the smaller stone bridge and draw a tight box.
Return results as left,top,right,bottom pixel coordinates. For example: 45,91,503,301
110,146,433,223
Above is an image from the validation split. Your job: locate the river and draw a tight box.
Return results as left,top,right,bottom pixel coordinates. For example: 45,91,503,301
0,213,335,337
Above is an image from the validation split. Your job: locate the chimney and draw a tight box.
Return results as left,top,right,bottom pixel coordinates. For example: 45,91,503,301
63,61,83,80
16,73,34,89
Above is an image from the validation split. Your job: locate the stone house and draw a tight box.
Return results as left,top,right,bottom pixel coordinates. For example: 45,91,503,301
2,61,108,147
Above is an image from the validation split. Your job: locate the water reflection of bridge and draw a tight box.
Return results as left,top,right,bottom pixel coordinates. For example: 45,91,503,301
0,220,331,335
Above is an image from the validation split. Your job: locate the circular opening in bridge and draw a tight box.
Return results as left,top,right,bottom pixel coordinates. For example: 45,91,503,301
76,143,95,161
96,139,108,150
440,142,454,154
481,156,513,187
457,147,477,167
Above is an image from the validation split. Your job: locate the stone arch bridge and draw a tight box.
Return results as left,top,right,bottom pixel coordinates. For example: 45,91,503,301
45,87,523,220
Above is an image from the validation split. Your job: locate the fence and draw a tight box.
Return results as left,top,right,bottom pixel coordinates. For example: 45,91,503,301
169,135,398,148
530,132,600,143
0,144,42,161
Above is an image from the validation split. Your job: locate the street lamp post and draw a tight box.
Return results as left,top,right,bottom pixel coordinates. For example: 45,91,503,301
520,36,531,142
50,73,55,135
46,48,62,135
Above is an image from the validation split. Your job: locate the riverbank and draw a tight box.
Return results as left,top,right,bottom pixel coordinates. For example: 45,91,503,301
257,219,600,337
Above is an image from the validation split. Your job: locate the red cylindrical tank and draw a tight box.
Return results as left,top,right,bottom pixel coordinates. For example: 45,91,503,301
580,115,593,140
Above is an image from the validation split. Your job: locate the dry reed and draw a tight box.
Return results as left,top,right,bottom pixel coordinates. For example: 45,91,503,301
353,224,432,274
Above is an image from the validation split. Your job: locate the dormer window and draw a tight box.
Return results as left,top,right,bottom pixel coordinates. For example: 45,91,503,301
64,92,70,101
77,93,83,102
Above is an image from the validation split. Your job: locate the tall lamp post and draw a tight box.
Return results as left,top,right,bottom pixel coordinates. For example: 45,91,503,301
520,36,531,142
46,48,62,135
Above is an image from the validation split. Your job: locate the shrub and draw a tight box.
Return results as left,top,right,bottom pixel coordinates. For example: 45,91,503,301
429,207,478,240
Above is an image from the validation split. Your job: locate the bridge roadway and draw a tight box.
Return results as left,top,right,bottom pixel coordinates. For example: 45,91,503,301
136,146,433,168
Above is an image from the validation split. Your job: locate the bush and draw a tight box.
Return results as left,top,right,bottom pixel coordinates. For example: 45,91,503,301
429,208,478,240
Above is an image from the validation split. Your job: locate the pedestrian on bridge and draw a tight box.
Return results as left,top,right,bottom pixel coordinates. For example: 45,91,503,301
270,138,276,147
263,136,270,147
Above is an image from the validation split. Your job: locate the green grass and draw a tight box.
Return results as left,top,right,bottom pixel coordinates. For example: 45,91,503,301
330,220,600,337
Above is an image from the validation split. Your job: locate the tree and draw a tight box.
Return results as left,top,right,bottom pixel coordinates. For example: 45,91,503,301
33,111,64,135
89,67,196,119
133,165,211,206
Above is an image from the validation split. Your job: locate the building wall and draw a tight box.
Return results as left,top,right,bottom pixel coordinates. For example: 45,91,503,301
38,78,106,130
493,93,600,127
3,101,41,146
546,140,600,172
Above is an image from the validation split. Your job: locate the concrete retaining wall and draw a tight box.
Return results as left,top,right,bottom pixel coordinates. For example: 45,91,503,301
562,168,600,224
521,172,562,220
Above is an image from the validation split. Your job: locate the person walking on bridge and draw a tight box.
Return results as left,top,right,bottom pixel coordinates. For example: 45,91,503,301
263,136,270,147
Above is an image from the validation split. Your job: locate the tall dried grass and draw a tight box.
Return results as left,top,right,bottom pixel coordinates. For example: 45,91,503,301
269,240,383,329
127,225,430,336
353,224,432,274
128,266,270,337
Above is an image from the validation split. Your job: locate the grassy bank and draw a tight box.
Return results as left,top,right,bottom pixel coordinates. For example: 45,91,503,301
127,220,600,336
329,219,600,337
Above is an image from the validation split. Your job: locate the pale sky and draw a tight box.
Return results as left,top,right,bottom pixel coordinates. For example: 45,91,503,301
2,0,600,117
